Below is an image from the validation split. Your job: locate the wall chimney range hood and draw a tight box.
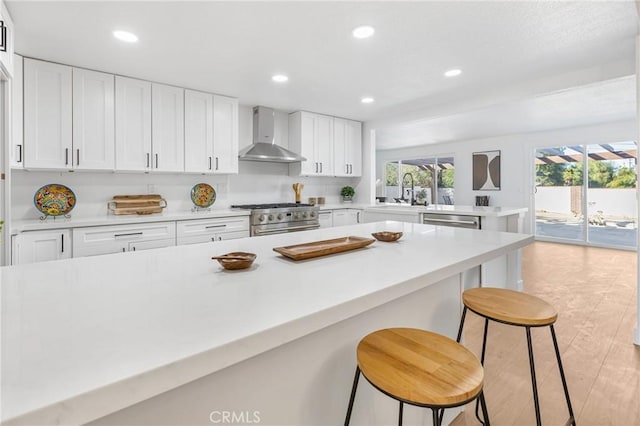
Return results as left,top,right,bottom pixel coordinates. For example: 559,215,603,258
238,106,306,163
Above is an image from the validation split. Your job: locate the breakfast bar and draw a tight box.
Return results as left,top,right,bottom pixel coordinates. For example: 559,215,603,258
1,222,533,425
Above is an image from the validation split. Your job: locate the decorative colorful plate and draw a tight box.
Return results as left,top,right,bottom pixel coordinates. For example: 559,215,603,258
190,183,216,208
33,184,76,217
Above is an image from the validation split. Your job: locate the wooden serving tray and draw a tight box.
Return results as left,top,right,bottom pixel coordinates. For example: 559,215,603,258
273,236,375,261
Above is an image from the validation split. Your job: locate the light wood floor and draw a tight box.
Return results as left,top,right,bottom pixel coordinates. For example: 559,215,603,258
451,241,639,426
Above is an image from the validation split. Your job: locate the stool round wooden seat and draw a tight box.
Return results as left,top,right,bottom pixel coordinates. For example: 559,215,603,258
457,288,575,426
344,328,490,426
463,287,557,327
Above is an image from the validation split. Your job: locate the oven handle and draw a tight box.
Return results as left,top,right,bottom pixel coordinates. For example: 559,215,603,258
423,217,479,227
253,224,320,236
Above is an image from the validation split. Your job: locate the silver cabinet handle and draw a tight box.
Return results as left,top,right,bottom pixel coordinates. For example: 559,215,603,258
424,217,479,226
17,145,22,163
320,162,323,173
205,224,227,229
61,234,64,253
76,149,80,166
146,153,150,168
155,153,159,169
356,211,360,223
215,157,219,170
65,148,69,165
346,164,349,174
209,157,212,170
114,232,144,238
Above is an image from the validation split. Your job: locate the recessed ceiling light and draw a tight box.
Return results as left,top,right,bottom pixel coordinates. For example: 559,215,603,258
352,26,375,39
444,68,462,77
361,97,375,104
272,74,289,83
113,30,138,43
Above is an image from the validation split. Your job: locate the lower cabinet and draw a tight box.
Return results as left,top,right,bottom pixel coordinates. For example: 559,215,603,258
176,217,249,245
318,211,333,228
72,222,176,257
332,209,361,227
12,229,71,265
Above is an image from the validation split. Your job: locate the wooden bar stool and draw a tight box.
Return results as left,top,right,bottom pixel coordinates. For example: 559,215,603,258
456,288,575,426
344,328,490,426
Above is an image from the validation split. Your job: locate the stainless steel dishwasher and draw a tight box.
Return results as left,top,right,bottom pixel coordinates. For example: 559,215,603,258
422,213,481,229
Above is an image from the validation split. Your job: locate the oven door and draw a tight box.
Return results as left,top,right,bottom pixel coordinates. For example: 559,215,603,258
252,221,320,236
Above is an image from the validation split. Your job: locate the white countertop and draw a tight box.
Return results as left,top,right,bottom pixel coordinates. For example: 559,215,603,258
1,222,533,425
11,209,250,233
364,204,528,217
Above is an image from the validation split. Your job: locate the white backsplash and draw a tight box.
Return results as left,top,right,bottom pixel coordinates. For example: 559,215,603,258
11,165,359,221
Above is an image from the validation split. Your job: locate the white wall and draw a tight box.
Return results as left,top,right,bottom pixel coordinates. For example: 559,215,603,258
375,120,637,233
11,105,360,221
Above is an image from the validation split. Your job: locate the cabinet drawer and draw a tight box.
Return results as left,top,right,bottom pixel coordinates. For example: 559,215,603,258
178,230,249,246
73,222,176,257
176,217,249,238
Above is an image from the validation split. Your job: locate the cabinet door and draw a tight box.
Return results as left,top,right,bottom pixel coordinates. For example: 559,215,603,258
23,58,72,169
73,68,115,170
315,114,334,176
184,90,213,173
12,230,71,265
345,120,362,177
333,118,348,176
318,211,333,228
10,53,22,168
115,76,151,171
129,239,174,252
0,5,14,77
298,112,317,175
152,83,184,172
212,95,239,174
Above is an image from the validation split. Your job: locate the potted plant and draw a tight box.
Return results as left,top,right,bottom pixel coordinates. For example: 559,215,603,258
340,186,355,202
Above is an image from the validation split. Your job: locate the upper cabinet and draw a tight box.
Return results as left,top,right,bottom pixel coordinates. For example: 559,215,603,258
0,3,15,78
10,53,22,168
23,59,115,170
289,111,361,177
289,111,334,176
184,92,238,174
72,68,115,170
212,95,238,174
333,118,362,177
151,83,184,172
115,76,152,171
23,58,73,169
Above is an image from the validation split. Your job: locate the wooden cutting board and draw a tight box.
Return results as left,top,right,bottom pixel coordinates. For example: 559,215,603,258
108,194,166,215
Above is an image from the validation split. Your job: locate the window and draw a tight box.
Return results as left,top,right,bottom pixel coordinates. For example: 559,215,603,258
383,157,454,204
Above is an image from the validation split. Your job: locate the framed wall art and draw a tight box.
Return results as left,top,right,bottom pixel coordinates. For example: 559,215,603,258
472,150,501,190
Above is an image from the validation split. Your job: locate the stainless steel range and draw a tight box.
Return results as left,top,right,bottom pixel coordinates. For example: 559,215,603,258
231,203,320,236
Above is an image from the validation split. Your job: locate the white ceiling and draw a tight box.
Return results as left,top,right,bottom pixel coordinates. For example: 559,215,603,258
6,1,639,150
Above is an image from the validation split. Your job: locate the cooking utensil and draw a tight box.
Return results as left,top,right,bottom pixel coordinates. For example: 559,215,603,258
292,183,304,203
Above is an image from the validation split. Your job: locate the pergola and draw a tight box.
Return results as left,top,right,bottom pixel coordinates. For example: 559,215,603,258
535,144,637,165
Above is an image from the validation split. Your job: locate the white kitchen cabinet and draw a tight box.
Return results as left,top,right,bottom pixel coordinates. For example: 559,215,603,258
212,95,239,174
332,209,361,227
333,118,362,177
23,59,115,170
10,53,22,168
72,68,115,170
151,83,184,172
289,111,334,176
318,211,333,228
115,76,152,171
176,216,249,245
0,3,15,77
11,229,71,265
72,222,176,257
23,58,73,169
184,89,214,173
362,209,420,224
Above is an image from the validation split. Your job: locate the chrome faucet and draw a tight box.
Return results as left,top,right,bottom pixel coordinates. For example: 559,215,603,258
401,173,416,205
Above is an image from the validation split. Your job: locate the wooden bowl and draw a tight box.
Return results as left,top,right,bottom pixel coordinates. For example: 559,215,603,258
371,231,403,242
213,252,257,270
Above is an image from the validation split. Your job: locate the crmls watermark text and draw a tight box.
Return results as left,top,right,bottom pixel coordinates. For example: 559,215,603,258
209,410,261,424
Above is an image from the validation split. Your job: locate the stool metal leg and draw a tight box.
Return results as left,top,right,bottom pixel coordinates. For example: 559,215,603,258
456,306,468,343
480,318,489,364
477,390,491,426
344,366,360,426
550,325,576,426
525,327,542,426
432,408,443,426
398,401,403,426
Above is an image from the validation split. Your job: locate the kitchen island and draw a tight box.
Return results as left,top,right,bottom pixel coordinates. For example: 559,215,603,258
1,222,532,426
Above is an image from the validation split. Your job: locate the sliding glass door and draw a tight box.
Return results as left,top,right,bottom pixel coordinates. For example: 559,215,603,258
534,142,637,249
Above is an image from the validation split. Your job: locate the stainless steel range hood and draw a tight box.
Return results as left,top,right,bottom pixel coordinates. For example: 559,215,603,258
238,106,306,163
